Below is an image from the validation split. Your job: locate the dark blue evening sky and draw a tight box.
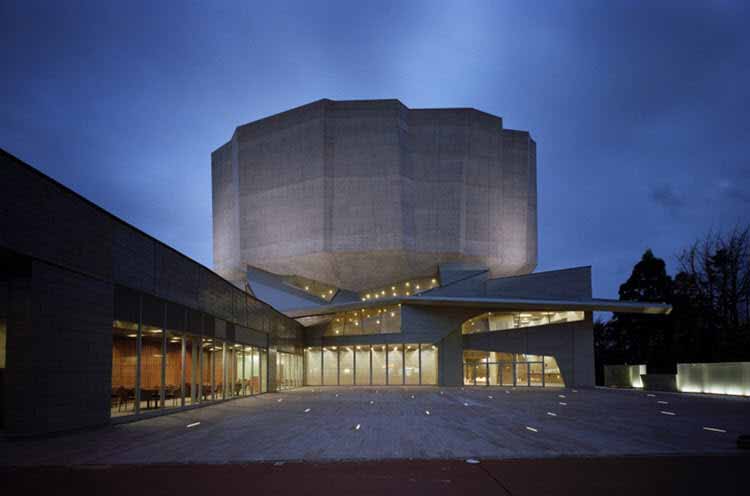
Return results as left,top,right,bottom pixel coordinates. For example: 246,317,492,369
2,1,748,300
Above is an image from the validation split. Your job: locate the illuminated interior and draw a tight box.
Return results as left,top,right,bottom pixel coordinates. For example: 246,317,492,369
111,320,270,418
462,310,585,334
282,274,339,302
462,350,564,387
359,276,440,302
304,344,438,385
324,305,401,336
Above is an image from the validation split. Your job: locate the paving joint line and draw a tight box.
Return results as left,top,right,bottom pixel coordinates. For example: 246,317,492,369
477,463,514,495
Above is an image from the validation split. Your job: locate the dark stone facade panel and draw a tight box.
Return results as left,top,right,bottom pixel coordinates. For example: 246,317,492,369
5,261,113,436
0,155,113,281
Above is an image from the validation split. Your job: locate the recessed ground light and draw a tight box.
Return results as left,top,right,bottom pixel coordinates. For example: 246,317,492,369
525,426,538,432
440,391,444,395
273,461,285,466
572,389,578,393
505,391,511,394
370,400,374,404
186,422,201,428
558,394,566,398
703,427,727,433
425,410,431,415
304,408,311,413
547,412,557,417
647,393,656,397
335,394,339,397
411,395,415,399
660,411,676,416
559,402,567,406
488,395,494,399
464,402,469,407
657,400,668,405
355,424,361,431
465,458,480,464
277,399,283,403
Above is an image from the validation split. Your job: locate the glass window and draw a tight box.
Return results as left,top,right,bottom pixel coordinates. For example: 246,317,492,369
185,336,198,405
251,348,261,394
260,350,267,393
530,362,544,386
355,345,370,385
111,321,138,417
339,347,354,385
201,338,214,401
164,331,182,410
360,277,440,302
515,362,529,386
464,363,475,386
229,345,241,397
139,324,163,410
325,305,401,336
276,353,286,390
305,347,321,386
463,350,488,386
543,356,564,387
462,310,585,334
387,344,403,385
404,344,419,385
420,345,438,385
502,363,514,386
213,341,225,400
323,347,338,385
276,352,302,390
371,345,386,385
241,346,251,395
489,363,500,386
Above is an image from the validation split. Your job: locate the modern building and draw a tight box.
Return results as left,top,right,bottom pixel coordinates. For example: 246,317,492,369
0,149,304,437
0,99,670,437
212,99,670,391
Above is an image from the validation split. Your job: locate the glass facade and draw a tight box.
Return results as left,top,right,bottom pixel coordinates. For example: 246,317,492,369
111,321,138,417
387,344,403,385
462,350,564,387
277,352,303,390
404,344,419,385
360,276,440,301
109,289,286,419
462,311,585,334
305,347,322,386
325,305,401,336
304,344,438,386
339,346,354,385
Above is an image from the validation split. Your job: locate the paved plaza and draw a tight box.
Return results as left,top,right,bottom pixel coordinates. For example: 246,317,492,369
2,386,749,465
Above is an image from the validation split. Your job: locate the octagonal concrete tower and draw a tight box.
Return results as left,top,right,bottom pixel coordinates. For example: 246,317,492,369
212,99,537,291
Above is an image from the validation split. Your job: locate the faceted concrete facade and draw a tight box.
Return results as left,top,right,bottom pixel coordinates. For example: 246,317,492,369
212,99,537,291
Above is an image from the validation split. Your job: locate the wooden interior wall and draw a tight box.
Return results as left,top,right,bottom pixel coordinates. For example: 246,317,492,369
113,338,266,391
111,336,136,388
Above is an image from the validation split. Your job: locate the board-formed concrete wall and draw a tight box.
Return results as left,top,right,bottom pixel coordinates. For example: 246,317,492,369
213,99,537,291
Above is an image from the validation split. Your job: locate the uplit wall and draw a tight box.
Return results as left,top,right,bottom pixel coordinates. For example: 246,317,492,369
603,364,647,388
677,362,750,397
